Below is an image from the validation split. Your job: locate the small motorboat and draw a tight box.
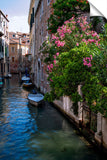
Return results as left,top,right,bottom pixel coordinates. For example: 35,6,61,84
28,93,44,106
22,75,30,81
23,81,33,88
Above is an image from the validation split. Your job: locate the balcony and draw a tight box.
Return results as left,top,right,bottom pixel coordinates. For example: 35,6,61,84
0,25,4,37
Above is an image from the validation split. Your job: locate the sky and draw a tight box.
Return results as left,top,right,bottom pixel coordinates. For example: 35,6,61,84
0,0,31,33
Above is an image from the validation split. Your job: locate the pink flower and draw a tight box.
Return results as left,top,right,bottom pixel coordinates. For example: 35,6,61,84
83,57,92,68
85,32,90,36
53,60,56,64
66,29,72,34
86,57,91,61
82,39,88,45
83,21,88,25
56,40,65,47
52,35,59,40
64,20,70,24
50,64,53,68
95,41,99,46
88,39,95,43
71,21,76,24
76,43,79,46
55,40,59,45
56,52,59,56
92,32,98,37
82,27,87,31
72,26,75,30
87,63,92,67
50,78,53,82
54,55,56,59
60,33,65,39
69,17,74,21
47,65,52,72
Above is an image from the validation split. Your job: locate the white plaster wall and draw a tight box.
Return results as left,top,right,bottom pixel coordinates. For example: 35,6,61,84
95,113,107,149
97,113,102,133
63,96,79,124
102,117,107,148
77,85,83,121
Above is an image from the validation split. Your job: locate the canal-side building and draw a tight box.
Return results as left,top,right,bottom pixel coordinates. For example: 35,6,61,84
0,10,9,78
28,0,54,91
28,0,35,82
9,32,30,74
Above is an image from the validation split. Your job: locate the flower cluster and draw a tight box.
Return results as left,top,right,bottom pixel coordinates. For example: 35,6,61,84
51,16,100,49
55,40,65,47
47,52,60,72
47,64,53,72
83,55,93,67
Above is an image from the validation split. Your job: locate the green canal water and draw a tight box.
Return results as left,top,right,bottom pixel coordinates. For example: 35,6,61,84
0,75,106,160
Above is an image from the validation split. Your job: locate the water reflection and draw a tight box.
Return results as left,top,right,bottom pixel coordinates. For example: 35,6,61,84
28,131,92,160
0,75,106,160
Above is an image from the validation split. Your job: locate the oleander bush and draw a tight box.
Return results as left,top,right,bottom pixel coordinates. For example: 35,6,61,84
40,16,107,117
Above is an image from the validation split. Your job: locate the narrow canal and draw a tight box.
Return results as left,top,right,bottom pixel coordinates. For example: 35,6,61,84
0,75,106,160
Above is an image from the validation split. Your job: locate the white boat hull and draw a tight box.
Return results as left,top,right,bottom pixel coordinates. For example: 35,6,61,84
28,98,41,106
28,93,44,106
22,76,30,81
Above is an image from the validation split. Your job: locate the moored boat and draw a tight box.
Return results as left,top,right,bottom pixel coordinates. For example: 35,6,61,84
28,93,44,106
23,81,33,88
22,75,30,81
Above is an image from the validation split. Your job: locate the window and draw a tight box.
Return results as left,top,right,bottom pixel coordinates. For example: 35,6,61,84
8,63,9,72
1,63,3,73
11,47,15,53
13,34,15,37
3,21,5,27
12,57,15,62
47,0,50,5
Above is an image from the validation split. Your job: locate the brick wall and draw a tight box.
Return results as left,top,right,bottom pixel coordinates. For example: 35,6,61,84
34,0,52,92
